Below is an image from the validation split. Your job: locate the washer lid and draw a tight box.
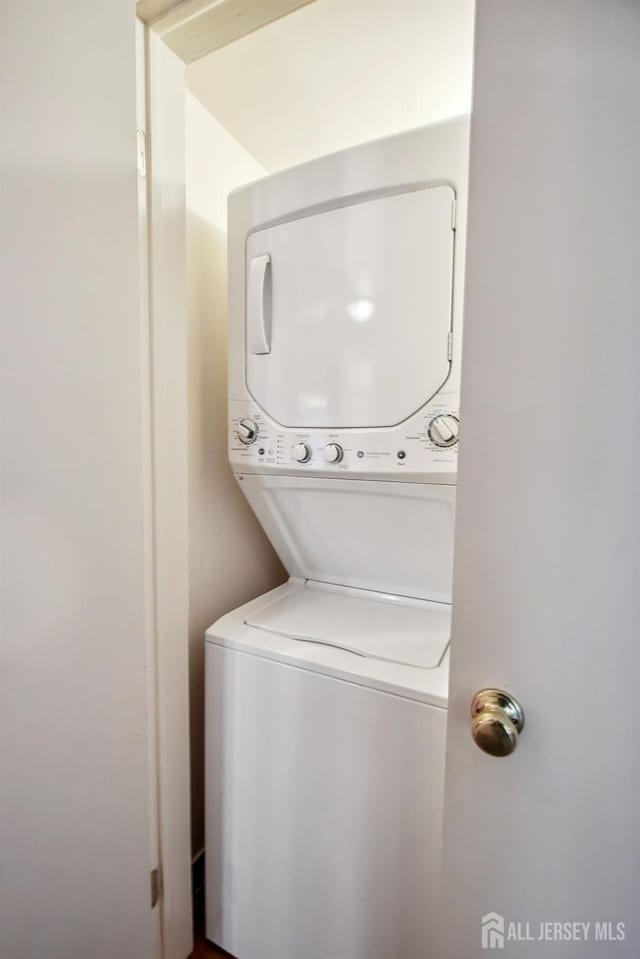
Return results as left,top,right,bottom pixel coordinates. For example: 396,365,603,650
245,185,455,429
245,583,450,670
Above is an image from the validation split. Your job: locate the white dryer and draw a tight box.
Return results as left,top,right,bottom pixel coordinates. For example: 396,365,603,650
205,118,469,959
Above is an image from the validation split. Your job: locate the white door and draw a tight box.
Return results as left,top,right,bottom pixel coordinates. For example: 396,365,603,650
439,3,640,957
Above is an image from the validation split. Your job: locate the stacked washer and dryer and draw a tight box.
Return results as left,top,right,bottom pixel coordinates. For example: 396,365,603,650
205,117,469,959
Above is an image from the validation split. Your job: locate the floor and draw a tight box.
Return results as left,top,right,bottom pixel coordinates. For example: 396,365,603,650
190,936,232,959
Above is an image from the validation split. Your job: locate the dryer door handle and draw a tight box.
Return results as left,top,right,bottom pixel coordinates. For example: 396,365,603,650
247,253,272,354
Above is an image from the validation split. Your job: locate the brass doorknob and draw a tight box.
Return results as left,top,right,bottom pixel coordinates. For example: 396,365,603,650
470,688,525,757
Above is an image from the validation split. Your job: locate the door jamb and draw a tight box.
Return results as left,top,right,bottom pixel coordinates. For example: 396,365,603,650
139,18,191,959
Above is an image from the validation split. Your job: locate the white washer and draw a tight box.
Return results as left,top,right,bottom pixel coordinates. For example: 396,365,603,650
205,580,449,959
206,118,469,959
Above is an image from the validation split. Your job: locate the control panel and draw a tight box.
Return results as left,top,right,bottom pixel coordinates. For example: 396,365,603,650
229,393,460,483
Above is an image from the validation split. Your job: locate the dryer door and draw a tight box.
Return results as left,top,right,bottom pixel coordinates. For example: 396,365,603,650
245,185,455,429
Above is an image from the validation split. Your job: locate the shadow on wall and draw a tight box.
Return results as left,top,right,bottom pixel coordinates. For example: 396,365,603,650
187,209,287,855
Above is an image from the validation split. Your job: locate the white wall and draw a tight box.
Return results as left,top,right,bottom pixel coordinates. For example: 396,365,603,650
1,3,154,958
187,0,474,172
185,93,286,855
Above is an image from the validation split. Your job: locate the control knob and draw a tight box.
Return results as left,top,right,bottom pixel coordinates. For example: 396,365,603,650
292,442,311,464
324,443,344,464
237,418,258,445
428,414,459,448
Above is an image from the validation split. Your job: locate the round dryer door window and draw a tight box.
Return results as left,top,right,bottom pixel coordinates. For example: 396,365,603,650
245,185,455,430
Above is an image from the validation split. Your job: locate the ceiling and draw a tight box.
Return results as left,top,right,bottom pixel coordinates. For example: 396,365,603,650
186,0,475,172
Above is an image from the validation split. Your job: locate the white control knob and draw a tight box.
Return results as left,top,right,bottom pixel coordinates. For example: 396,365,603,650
292,442,311,464
237,418,258,445
428,413,459,448
324,443,343,464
